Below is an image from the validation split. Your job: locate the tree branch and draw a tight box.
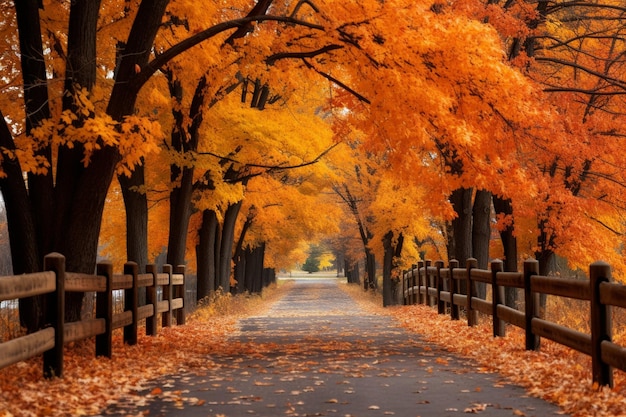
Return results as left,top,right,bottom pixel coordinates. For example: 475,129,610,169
197,143,339,177
133,15,325,91
302,58,371,104
265,44,344,65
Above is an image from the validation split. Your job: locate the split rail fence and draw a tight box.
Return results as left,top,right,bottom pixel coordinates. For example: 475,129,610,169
402,258,626,387
0,252,186,378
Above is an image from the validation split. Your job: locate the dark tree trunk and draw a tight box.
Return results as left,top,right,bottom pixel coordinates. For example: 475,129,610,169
472,189,491,299
218,201,243,291
234,247,247,294
382,231,404,307
345,257,360,284
492,195,518,307
118,168,148,271
243,243,265,294
232,206,256,293
167,166,194,267
196,209,217,300
165,74,205,268
448,187,473,264
448,187,473,295
364,251,376,290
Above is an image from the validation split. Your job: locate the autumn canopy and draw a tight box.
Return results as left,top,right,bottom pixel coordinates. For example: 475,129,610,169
2,0,626,323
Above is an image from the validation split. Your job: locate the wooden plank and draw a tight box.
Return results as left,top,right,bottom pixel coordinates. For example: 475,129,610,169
472,297,492,315
471,269,492,284
65,272,106,292
452,269,466,280
532,318,592,355
497,305,525,329
0,328,55,369
496,272,524,288
0,272,56,301
599,282,626,309
427,288,438,298
601,340,626,372
531,276,590,300
452,293,467,307
137,304,154,321
137,273,153,288
171,274,184,286
112,311,133,330
171,298,183,310
111,274,132,291
156,273,169,286
440,291,451,303
157,300,169,314
64,319,105,344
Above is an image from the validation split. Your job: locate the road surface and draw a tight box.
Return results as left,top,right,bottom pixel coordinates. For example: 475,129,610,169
99,276,566,416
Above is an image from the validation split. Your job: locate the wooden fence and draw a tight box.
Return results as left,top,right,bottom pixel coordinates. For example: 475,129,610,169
402,258,626,387
0,253,186,379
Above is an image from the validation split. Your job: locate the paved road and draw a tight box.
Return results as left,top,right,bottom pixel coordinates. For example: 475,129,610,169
101,278,566,417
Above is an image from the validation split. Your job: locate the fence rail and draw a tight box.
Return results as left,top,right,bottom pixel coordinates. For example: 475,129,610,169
402,258,626,388
0,253,185,378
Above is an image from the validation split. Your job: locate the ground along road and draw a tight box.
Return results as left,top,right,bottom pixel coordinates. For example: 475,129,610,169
101,276,566,417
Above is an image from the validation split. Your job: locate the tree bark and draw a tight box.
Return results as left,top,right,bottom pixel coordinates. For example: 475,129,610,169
364,250,377,290
118,168,149,271
492,195,518,307
382,231,403,307
448,187,473,265
472,189,491,299
196,209,218,300
218,201,243,291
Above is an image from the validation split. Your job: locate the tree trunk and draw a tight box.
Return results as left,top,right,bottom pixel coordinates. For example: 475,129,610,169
167,167,194,267
364,250,377,290
448,187,473,264
118,168,149,271
492,195,518,307
196,209,218,300
218,201,243,291
382,231,404,307
345,257,360,284
448,187,473,296
472,189,491,299
243,243,265,294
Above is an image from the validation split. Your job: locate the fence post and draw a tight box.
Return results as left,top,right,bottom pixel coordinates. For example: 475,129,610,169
423,260,431,305
449,259,460,320
402,269,413,306
43,253,65,379
412,264,418,305
175,265,186,325
435,260,445,314
590,261,613,387
145,264,158,336
467,258,478,326
162,264,173,328
491,260,505,337
124,262,139,345
524,259,540,350
403,269,408,305
95,261,113,358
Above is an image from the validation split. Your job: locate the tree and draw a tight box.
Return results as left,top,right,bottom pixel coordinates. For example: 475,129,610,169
302,246,321,273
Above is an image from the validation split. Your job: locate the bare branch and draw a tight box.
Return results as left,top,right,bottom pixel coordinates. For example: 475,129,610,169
266,44,343,65
133,15,325,91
